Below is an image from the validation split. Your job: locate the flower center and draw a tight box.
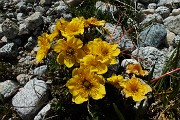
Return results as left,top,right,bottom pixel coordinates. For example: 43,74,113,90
101,48,109,56
82,80,92,90
69,23,79,32
133,64,141,72
129,83,139,93
66,47,75,56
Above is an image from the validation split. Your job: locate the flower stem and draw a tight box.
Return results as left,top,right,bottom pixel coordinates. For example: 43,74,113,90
150,68,180,83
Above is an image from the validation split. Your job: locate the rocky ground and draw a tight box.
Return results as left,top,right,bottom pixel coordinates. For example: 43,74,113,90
0,0,179,120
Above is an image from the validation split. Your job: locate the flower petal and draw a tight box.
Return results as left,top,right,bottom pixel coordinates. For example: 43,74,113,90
90,84,106,100
64,57,75,68
56,53,64,65
36,47,48,62
72,94,88,104
53,39,67,53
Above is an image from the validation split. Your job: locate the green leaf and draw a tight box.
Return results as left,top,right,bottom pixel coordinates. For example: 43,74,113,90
113,103,125,120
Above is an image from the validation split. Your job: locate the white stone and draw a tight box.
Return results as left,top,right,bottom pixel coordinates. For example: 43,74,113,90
25,12,43,31
96,1,117,13
16,74,31,85
121,59,138,68
0,80,18,98
148,3,157,9
155,6,170,18
172,8,180,16
40,0,52,5
12,78,49,120
18,23,29,35
2,18,19,39
166,29,176,46
104,23,134,51
34,103,51,120
164,15,180,35
33,65,47,76
142,9,155,14
132,47,168,78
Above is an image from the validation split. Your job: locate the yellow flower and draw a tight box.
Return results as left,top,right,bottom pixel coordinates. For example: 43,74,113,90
107,74,125,89
80,55,108,74
48,31,59,42
55,17,84,38
126,63,149,76
86,38,120,64
120,75,152,102
66,66,106,104
54,18,69,34
84,17,105,27
36,33,51,62
53,37,85,68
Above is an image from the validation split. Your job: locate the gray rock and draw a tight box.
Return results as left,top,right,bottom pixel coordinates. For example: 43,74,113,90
158,0,180,8
0,16,5,24
155,6,170,18
1,36,7,42
18,23,29,35
137,0,158,3
148,3,157,9
141,13,163,24
16,13,25,21
55,1,69,15
0,24,4,39
23,0,35,3
62,13,72,21
40,0,52,5
7,13,15,18
137,3,145,10
132,47,168,78
166,29,176,46
142,9,155,14
164,15,180,35
43,16,52,25
0,80,18,98
13,0,21,3
2,19,19,39
157,0,168,6
0,0,4,9
54,1,60,7
48,24,55,33
25,12,43,31
16,74,31,85
46,8,56,15
34,6,45,14
18,55,34,65
0,43,18,59
96,1,117,14
15,1,27,13
12,78,49,120
24,36,37,51
139,23,167,48
66,0,84,6
172,35,180,47
33,65,47,76
121,59,138,68
171,8,180,16
34,103,51,120
104,23,134,51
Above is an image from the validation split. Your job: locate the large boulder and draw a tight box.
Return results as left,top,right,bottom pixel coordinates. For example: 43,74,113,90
12,78,49,120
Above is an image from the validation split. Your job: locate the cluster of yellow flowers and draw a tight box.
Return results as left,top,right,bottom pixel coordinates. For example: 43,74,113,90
36,17,152,104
